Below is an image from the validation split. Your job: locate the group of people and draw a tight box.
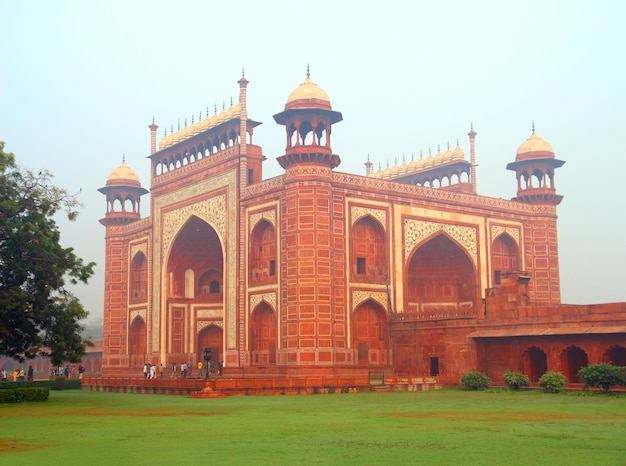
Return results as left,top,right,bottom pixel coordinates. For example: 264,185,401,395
167,360,223,379
142,363,164,379
50,364,86,379
1,365,35,382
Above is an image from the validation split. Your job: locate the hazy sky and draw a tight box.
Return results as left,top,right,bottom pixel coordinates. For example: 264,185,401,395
2,0,625,330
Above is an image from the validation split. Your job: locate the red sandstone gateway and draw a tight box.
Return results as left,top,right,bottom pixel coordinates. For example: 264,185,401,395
92,71,625,386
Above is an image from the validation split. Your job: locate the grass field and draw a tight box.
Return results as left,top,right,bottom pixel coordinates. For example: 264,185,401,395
1,389,625,465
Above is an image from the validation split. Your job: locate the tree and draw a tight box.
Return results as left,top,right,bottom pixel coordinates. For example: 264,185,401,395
0,141,95,365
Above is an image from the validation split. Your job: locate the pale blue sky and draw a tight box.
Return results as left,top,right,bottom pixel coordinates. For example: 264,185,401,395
2,0,625,330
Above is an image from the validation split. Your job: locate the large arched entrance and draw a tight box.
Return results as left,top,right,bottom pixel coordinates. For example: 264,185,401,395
197,325,223,367
166,215,223,358
522,345,548,382
129,316,147,368
560,346,588,382
406,233,477,315
352,300,388,365
249,302,277,365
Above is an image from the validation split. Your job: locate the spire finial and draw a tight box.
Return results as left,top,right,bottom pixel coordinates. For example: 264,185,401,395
420,149,423,159
122,153,126,164
242,67,245,77
152,115,155,124
214,103,217,115
206,106,209,118
532,121,536,134
457,138,460,147
177,120,180,131
230,97,233,107
164,128,168,137
471,121,474,130
306,64,310,79
222,100,225,111
191,115,194,125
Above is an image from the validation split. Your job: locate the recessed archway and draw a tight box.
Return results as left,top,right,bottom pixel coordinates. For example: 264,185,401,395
406,233,477,314
249,302,277,365
522,345,548,382
352,300,388,366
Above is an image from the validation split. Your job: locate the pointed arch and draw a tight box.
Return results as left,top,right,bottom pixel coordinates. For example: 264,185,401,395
197,324,223,366
249,219,277,285
129,316,147,369
492,233,520,284
250,302,277,365
130,251,148,304
352,215,387,283
352,300,388,366
405,233,477,315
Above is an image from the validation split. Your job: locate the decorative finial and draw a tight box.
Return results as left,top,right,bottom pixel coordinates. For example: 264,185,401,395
164,128,168,137
214,104,217,115
152,115,155,124
222,100,225,111
206,106,209,118
122,153,126,164
367,154,370,161
242,67,245,77
191,115,194,125
184,117,187,128
532,121,536,134
230,97,233,107
177,120,180,131
429,147,432,156
456,138,460,147
447,141,450,150
471,122,474,130
420,150,423,159
306,64,310,79
378,162,382,170
402,154,406,163
199,110,202,121
411,152,415,161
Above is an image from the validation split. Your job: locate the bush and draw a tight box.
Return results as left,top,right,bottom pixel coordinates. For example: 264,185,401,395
538,371,567,393
53,376,66,390
460,371,490,390
503,371,530,390
578,363,626,393
0,387,50,403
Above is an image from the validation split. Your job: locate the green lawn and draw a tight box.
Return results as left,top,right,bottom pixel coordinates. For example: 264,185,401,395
1,389,625,465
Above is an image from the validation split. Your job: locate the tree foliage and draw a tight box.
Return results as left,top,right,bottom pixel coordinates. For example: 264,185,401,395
0,142,95,365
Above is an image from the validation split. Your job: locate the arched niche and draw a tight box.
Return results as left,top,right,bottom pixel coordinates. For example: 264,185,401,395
352,216,387,284
352,300,388,366
405,233,477,314
249,302,277,365
249,220,277,286
491,233,520,284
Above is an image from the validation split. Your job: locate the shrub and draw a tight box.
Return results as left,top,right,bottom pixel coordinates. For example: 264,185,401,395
538,371,567,393
503,371,530,390
53,376,66,390
460,371,490,390
578,363,626,393
0,387,49,403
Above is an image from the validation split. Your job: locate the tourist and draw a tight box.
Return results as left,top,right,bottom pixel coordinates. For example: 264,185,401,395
18,368,25,381
197,361,203,378
143,363,148,378
171,362,177,379
27,365,34,381
1,368,7,381
150,364,156,379
159,364,164,378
